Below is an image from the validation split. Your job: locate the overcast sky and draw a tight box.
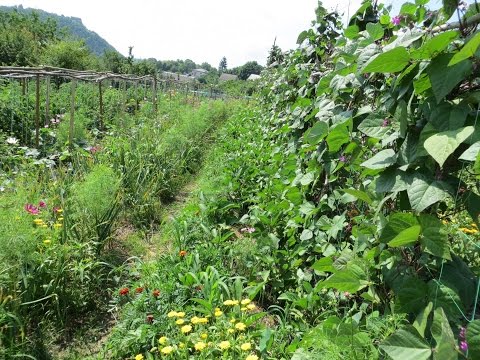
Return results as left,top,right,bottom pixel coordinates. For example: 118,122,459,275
0,0,454,67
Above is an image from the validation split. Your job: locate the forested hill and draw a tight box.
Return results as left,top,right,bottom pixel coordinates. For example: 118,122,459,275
0,5,117,56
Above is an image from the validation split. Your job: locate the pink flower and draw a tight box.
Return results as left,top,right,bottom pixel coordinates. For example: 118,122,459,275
392,15,401,26
39,201,47,208
240,227,256,233
24,204,39,215
460,341,468,352
382,119,390,127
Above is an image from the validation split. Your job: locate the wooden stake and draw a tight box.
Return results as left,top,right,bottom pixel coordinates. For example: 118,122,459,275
153,76,158,115
35,75,40,148
45,76,50,126
98,80,104,130
69,80,76,147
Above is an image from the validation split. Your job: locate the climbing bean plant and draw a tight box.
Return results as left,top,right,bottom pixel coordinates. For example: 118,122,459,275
230,0,480,358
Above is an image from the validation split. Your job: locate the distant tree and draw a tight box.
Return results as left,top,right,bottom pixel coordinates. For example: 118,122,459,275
218,56,227,73
237,61,263,80
267,39,283,66
101,50,126,73
200,62,213,71
184,59,196,73
41,39,94,70
133,58,156,76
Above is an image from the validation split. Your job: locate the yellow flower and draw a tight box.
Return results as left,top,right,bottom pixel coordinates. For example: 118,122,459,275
43,239,51,245
160,346,173,355
223,299,239,306
219,341,231,350
58,217,64,221
53,223,62,229
241,307,247,311
167,311,177,318
215,307,221,311
41,224,48,228
175,319,185,325
191,316,208,324
198,317,208,324
33,219,44,224
176,311,185,317
246,355,259,360
181,325,192,333
230,318,236,323
227,328,235,334
135,354,144,360
241,342,252,351
200,333,208,339
194,341,207,351
158,336,168,345
473,223,478,228
179,342,185,349
241,299,251,305
56,209,63,213
246,304,256,310
235,322,246,331
215,309,223,317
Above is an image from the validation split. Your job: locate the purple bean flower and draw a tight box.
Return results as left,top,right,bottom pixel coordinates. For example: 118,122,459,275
392,15,401,26
339,155,347,163
460,341,468,352
382,119,390,127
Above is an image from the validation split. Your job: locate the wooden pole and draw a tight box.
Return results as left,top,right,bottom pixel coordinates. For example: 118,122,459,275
69,80,76,148
153,76,158,115
45,76,50,126
35,75,40,148
22,78,26,96
98,80,104,130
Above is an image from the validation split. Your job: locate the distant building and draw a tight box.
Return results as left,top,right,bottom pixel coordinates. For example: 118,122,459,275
191,68,208,78
219,73,238,81
247,74,261,80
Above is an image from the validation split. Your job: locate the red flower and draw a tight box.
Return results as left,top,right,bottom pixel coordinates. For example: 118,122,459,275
24,204,40,215
179,250,187,257
39,201,47,208
153,289,160,297
135,287,144,294
146,314,154,324
119,287,129,296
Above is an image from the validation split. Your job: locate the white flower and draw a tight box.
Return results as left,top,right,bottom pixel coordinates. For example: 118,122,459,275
6,137,18,145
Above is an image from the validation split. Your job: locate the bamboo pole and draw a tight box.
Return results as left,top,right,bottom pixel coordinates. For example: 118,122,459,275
69,80,76,147
153,77,158,115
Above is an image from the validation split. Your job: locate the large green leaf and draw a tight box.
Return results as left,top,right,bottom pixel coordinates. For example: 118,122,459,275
467,320,480,359
376,169,410,193
442,0,459,19
358,113,393,139
361,149,397,169
396,277,428,313
429,101,469,132
380,326,432,360
407,173,451,212
341,188,373,205
389,225,421,247
363,47,410,74
311,257,334,272
424,126,475,167
427,281,464,320
413,302,433,337
459,141,480,161
380,212,419,244
411,31,459,60
366,22,384,41
344,25,360,39
320,264,368,293
427,54,472,103
326,123,350,152
304,121,329,145
450,32,480,66
431,307,457,360
418,214,451,260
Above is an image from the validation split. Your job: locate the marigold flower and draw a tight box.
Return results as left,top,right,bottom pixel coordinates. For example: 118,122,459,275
235,322,247,331
179,342,185,349
135,354,144,360
241,342,252,351
179,250,187,257
245,355,259,360
215,310,223,317
158,336,168,345
135,287,144,294
119,287,129,296
227,328,235,334
241,299,251,305
230,318,236,323
241,307,247,311
176,319,185,325
153,289,160,297
200,333,208,339
194,341,207,351
219,341,231,350
181,325,192,333
176,311,185,318
41,224,48,228
160,346,174,355
53,223,62,229
246,304,256,310
223,299,239,306
43,239,52,245
33,218,44,224
167,311,177,318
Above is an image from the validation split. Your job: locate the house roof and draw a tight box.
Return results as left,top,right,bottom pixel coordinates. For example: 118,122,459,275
219,73,238,81
247,74,261,80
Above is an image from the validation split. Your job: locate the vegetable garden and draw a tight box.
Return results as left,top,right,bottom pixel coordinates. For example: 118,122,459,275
1,0,480,359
